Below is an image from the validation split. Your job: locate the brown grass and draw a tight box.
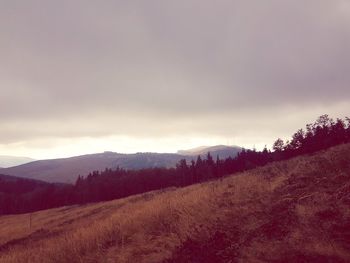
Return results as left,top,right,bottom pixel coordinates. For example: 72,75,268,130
1,144,350,262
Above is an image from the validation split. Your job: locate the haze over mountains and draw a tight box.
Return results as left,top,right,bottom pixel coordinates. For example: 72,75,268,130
0,145,241,184
0,155,35,168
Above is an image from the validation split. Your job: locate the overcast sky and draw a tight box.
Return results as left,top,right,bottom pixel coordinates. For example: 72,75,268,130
1,0,349,159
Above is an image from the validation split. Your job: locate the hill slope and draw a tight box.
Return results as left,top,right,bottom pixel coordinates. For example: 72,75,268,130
0,152,191,184
0,144,350,262
178,145,241,159
0,174,72,215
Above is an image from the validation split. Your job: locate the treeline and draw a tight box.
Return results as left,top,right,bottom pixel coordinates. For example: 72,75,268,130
272,115,350,158
1,115,349,215
72,149,273,204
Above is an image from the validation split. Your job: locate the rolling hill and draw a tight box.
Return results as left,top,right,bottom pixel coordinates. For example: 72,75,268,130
0,152,190,184
0,146,241,184
0,143,349,262
0,155,35,168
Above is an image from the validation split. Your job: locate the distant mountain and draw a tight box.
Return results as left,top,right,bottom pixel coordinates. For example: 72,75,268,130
0,152,192,184
178,145,242,159
0,146,242,184
0,155,35,168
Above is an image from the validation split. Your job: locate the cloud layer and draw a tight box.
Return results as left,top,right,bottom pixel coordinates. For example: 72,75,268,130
0,0,349,157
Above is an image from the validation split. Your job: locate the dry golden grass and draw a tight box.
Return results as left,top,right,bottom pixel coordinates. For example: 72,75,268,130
1,144,350,262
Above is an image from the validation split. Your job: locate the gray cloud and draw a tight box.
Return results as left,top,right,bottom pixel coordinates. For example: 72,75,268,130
0,0,349,150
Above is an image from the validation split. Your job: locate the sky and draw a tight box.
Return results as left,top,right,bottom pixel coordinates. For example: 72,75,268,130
1,0,350,159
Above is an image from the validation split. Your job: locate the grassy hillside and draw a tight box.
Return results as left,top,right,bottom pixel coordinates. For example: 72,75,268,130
0,144,350,262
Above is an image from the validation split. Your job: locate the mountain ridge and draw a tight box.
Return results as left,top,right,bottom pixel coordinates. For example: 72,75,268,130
178,145,242,159
0,145,241,184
